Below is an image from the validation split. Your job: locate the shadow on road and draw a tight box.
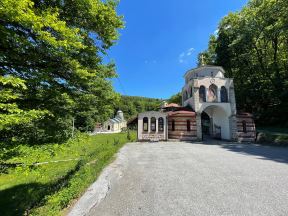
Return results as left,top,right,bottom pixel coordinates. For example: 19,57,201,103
219,143,288,164
183,139,288,164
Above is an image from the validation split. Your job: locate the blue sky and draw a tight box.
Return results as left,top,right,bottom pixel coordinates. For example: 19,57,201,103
107,0,248,99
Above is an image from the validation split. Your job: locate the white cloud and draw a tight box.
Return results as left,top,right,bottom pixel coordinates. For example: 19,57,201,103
178,47,195,64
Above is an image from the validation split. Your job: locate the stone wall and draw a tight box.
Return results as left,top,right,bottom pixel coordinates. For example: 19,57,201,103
168,112,197,141
237,113,256,142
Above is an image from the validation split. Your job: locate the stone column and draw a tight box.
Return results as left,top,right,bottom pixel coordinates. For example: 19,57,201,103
196,113,202,140
194,87,200,112
148,118,151,133
229,80,237,115
156,118,158,133
217,88,221,102
229,115,238,141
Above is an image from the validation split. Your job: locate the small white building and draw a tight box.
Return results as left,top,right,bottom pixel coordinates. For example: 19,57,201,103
102,110,127,133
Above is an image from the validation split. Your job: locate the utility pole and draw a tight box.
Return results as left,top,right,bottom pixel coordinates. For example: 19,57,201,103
72,117,75,138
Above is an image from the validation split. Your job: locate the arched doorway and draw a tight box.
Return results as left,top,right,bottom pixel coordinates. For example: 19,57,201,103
201,112,211,139
201,105,231,140
108,125,111,130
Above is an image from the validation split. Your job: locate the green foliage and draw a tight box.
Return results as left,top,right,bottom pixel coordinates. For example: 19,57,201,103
168,92,182,105
0,76,48,133
0,0,123,143
198,0,288,126
0,132,136,216
115,95,162,120
256,131,288,146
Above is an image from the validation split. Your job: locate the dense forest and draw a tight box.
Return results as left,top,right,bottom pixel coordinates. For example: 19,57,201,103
115,96,162,120
198,0,288,127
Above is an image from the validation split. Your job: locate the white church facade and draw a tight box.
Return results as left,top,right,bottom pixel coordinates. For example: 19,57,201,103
182,66,237,140
94,110,127,133
137,65,256,142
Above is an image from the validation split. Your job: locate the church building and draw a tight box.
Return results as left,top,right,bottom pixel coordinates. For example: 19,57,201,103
101,110,127,133
137,65,256,142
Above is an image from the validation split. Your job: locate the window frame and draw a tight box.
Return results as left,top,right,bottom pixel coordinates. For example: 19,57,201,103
242,120,247,133
172,119,175,131
187,120,191,131
143,117,148,132
151,117,156,132
158,117,164,132
199,85,206,102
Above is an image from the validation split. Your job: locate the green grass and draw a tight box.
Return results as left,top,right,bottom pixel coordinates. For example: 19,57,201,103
0,131,136,216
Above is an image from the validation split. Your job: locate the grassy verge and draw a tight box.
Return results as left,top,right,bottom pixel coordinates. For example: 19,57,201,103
255,127,288,146
0,131,136,216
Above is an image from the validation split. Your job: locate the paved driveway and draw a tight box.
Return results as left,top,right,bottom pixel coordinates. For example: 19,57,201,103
69,142,288,216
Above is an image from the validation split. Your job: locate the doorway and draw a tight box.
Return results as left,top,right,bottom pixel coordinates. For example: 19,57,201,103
201,112,211,139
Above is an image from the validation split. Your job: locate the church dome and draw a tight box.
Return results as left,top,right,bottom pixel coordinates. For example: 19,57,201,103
116,110,124,120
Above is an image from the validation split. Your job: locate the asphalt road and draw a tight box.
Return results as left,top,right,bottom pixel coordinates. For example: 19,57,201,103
69,141,288,216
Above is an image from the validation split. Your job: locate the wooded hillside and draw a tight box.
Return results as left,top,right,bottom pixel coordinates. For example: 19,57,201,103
115,95,162,120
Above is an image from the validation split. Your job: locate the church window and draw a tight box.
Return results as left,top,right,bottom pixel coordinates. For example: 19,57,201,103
190,87,193,98
151,117,156,132
172,120,175,131
242,121,247,133
199,86,206,102
220,86,228,102
143,117,148,131
185,91,188,100
208,84,218,102
187,120,191,131
158,117,164,132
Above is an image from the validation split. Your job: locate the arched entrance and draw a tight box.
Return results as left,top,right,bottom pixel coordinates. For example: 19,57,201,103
201,112,211,139
200,105,231,140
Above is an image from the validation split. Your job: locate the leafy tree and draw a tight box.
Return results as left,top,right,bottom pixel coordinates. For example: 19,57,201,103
198,0,288,126
0,0,123,143
168,92,182,105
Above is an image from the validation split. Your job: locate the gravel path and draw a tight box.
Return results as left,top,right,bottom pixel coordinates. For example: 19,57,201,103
68,142,288,216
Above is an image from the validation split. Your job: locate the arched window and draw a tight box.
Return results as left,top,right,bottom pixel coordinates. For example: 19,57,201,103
151,117,156,132
190,87,193,98
242,121,247,133
220,86,228,102
158,117,164,132
172,120,175,131
199,86,206,102
187,120,191,131
185,91,188,100
208,84,218,102
143,117,148,131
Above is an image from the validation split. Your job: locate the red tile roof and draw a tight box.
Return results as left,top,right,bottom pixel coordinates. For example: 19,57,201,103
167,110,196,116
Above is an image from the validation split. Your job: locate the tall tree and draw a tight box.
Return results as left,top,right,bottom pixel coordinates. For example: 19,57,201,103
198,0,288,126
0,0,123,143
